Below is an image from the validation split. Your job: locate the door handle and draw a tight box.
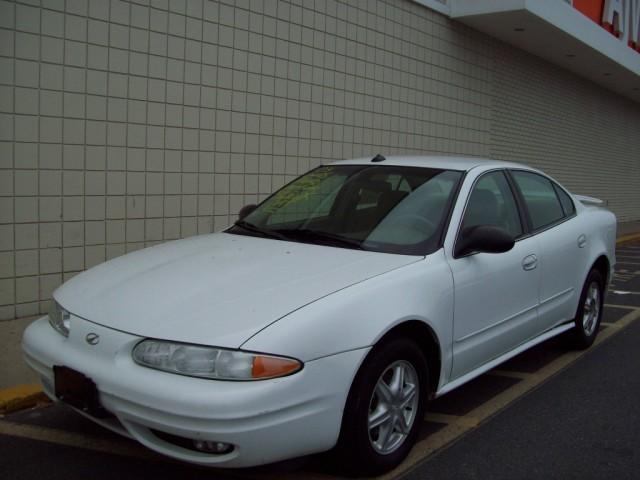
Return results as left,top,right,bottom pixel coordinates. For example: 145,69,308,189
522,254,538,271
577,234,587,248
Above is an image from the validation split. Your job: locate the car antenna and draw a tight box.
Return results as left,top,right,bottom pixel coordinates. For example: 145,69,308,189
371,154,386,163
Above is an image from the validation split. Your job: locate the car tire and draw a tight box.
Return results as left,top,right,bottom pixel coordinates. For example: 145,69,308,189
569,269,604,349
334,336,428,476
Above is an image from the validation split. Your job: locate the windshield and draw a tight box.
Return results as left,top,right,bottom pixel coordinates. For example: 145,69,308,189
228,164,463,255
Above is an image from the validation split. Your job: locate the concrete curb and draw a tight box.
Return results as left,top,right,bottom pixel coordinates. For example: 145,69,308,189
0,384,50,415
1,233,638,414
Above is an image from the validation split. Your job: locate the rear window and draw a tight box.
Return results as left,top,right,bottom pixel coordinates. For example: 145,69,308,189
510,171,564,230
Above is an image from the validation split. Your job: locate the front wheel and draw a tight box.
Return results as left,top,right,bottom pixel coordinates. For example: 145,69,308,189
569,269,604,349
334,337,428,476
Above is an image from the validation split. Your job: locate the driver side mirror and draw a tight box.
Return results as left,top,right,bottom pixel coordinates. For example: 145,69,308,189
238,204,257,221
455,225,515,258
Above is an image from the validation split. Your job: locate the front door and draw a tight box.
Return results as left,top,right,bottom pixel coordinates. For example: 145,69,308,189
448,171,541,379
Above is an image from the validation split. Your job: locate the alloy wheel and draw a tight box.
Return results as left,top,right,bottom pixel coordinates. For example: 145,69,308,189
582,281,600,336
368,360,419,455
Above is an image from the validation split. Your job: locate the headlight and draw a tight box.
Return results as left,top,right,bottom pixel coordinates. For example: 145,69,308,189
49,301,70,337
132,339,303,381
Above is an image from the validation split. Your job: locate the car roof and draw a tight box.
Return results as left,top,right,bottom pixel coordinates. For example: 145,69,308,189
330,155,528,172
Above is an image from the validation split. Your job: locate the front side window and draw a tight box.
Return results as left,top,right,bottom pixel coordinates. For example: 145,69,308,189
460,171,523,238
511,170,565,230
229,165,463,255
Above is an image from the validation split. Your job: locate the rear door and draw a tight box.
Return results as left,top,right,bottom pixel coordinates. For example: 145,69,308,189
448,170,541,379
509,170,587,329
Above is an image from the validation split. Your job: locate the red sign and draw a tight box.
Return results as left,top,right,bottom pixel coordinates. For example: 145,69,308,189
573,0,640,53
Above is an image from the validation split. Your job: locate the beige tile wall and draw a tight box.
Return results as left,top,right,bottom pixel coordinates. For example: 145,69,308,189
0,0,637,320
489,43,640,221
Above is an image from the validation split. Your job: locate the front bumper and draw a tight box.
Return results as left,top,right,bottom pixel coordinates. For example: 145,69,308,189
22,316,368,467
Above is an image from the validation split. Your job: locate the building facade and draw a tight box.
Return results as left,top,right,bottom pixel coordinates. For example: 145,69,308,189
0,0,639,320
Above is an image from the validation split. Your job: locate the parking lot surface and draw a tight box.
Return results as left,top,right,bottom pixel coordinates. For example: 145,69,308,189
1,242,640,480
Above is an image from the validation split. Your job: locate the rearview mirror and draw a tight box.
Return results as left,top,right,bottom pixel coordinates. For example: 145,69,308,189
238,204,257,221
455,225,515,257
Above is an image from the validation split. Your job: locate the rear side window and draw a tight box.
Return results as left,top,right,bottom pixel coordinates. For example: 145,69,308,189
553,183,575,216
511,171,564,230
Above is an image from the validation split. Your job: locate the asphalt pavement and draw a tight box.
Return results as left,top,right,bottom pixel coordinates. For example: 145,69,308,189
405,313,640,480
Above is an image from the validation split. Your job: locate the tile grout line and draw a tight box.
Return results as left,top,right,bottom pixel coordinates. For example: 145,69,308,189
11,0,16,320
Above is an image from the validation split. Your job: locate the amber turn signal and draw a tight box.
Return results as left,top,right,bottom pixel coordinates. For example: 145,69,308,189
252,356,302,379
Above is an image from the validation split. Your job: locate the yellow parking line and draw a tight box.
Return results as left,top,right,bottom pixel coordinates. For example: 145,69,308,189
0,420,333,480
0,420,156,460
384,307,640,480
616,233,640,245
2,309,639,479
0,385,49,415
603,303,639,310
461,307,639,429
376,423,470,480
601,322,623,329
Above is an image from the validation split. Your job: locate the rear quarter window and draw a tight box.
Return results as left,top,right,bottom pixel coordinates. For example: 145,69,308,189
553,183,576,216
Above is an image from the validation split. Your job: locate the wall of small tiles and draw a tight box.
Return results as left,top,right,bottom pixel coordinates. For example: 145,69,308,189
0,0,638,319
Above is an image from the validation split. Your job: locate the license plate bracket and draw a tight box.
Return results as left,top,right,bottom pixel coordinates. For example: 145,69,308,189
53,366,109,418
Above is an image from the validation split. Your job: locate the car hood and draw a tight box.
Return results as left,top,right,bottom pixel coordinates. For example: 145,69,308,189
55,233,420,348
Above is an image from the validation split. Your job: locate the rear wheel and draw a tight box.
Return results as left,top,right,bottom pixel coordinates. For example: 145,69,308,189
334,337,428,476
569,269,604,349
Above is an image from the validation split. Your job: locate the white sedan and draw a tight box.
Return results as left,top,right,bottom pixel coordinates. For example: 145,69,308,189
23,156,616,475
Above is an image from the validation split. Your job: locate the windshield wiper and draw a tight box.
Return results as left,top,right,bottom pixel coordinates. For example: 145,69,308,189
273,228,364,250
233,222,364,250
232,220,289,241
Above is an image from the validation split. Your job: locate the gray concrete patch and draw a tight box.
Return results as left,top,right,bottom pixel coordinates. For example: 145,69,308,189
0,316,40,389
